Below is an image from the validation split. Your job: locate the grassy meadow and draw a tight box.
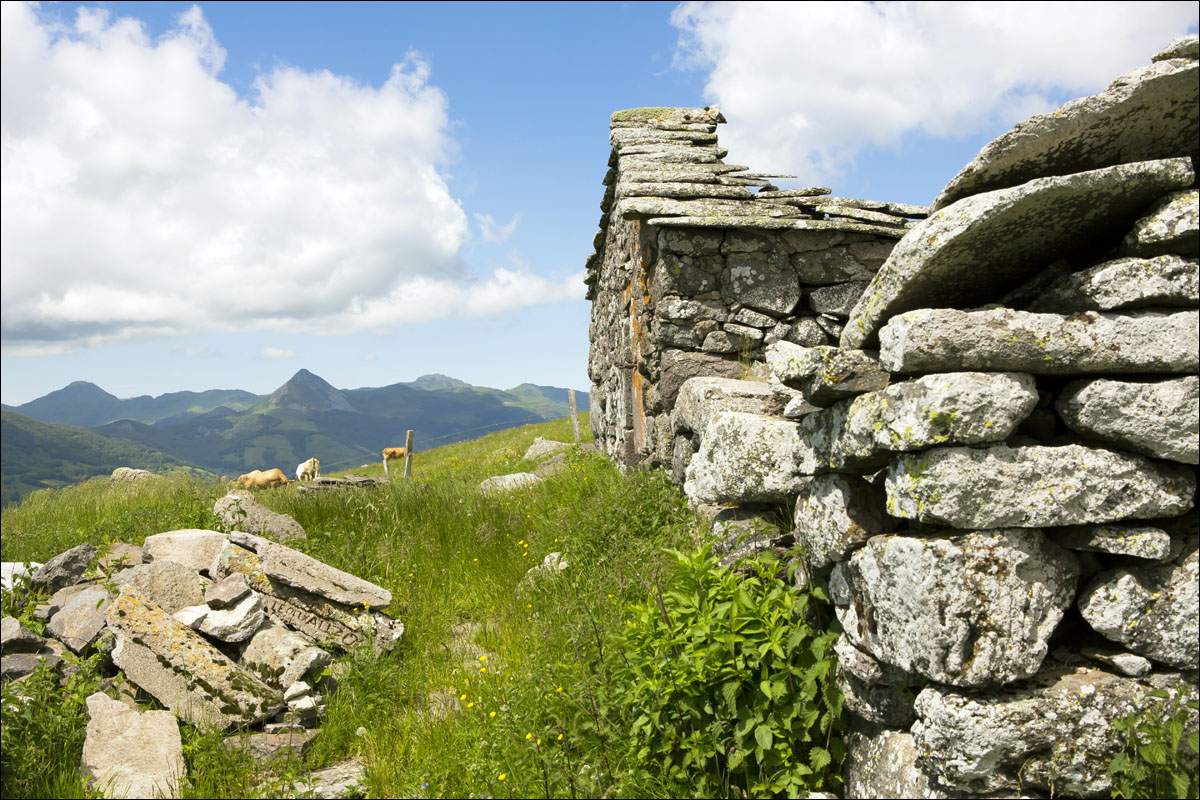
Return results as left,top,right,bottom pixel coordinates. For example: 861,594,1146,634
2,413,846,799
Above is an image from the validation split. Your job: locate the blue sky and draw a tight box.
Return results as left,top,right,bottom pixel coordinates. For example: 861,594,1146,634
2,1,1196,405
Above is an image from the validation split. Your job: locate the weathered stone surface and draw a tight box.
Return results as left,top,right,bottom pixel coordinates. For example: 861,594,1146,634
1057,375,1199,464
1081,646,1153,677
808,282,869,317
97,543,143,572
671,376,780,436
523,437,573,461
1050,524,1173,560
106,586,283,730
797,372,1038,473
683,412,811,503
912,666,1198,797
785,317,829,347
1028,254,1198,312
931,59,1199,210
782,395,820,419
838,668,916,729
195,592,265,643
205,573,251,609
214,490,306,542
887,444,1196,529
1078,541,1198,668
793,475,891,571
878,307,1199,375
479,472,540,493
282,759,365,799
1,616,45,654
31,544,97,595
1154,33,1199,61
40,582,92,620
113,561,205,614
230,532,391,610
658,349,746,409
2,649,62,681
843,729,949,800
1119,189,1200,257
708,506,782,556
844,158,1196,348
240,622,324,689
223,730,316,763
142,530,229,573
110,467,153,482
48,587,111,653
81,692,184,799
766,342,889,406
832,530,1079,686
723,254,801,315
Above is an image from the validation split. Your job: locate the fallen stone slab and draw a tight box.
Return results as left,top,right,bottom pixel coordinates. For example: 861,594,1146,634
886,444,1196,529
1119,189,1200,257
1078,541,1198,669
240,623,331,690
931,58,1199,210
214,490,305,543
844,157,1195,348
280,759,365,799
879,307,1199,375
792,475,891,572
1056,375,1199,464
1,648,63,682
523,437,573,461
912,666,1198,797
1,616,45,654
672,376,781,435
766,342,888,406
81,692,184,799
205,573,251,609
797,372,1038,473
223,729,316,764
1081,646,1154,677
142,530,229,573
1048,524,1173,560
97,543,143,572
683,412,811,503
48,586,111,653
32,544,97,595
808,281,870,317
194,592,265,643
1027,254,1198,312
106,586,284,730
230,532,391,610
479,472,541,493
36,582,93,620
113,560,206,614
831,529,1078,686
843,728,949,800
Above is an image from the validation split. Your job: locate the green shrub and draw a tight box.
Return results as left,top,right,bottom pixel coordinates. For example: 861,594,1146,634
611,548,844,798
1108,688,1200,800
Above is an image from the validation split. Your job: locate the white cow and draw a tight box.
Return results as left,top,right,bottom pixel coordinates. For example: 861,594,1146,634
295,457,320,482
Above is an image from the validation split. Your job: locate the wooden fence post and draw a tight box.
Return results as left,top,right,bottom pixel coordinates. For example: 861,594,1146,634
403,429,414,479
568,389,580,443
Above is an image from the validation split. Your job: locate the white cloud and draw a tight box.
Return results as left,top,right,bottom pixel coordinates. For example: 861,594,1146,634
474,212,521,242
671,1,1198,184
258,347,296,360
1,3,576,356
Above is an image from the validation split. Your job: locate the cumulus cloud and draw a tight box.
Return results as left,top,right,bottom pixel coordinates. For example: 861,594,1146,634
258,347,296,360
1,3,575,356
671,1,1198,183
474,212,521,242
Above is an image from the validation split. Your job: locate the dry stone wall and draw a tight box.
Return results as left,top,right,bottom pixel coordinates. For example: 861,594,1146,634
587,34,1199,799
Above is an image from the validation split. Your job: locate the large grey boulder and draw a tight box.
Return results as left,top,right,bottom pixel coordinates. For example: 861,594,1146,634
110,467,153,482
1119,189,1200,257
112,561,206,614
682,412,811,503
878,307,1199,375
106,586,283,730
47,586,111,653
479,473,541,493
1056,375,1199,464
142,530,229,573
796,372,1038,473
81,692,184,799
831,530,1078,687
230,532,391,610
671,376,781,436
930,58,1199,210
214,490,305,542
765,342,888,406
31,544,97,595
1078,541,1198,669
844,158,1195,348
792,474,891,571
1027,254,1198,312
886,444,1196,529
843,729,949,800
912,666,1198,797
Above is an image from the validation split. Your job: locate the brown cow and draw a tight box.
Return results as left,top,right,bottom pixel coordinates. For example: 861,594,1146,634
382,447,408,477
234,468,290,489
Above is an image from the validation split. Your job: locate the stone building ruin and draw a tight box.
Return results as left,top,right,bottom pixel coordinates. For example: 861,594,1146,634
586,34,1199,798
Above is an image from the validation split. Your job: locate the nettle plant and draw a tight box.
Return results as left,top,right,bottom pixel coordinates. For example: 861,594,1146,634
1108,688,1200,800
613,548,844,798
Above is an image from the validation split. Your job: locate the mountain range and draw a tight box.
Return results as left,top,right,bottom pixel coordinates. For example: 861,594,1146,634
1,370,589,506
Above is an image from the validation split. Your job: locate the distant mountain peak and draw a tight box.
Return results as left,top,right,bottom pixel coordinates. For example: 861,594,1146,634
409,374,472,391
263,369,358,414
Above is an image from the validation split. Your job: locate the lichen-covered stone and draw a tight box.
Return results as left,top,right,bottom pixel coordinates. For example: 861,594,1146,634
142,530,230,573
239,623,331,690
834,636,920,729
931,58,1199,210
722,253,800,315
808,282,870,317
230,532,391,610
1056,375,1199,464
792,474,891,571
831,530,1078,686
1049,524,1173,560
1028,254,1198,312
797,372,1038,473
106,586,283,730
843,729,950,800
912,666,1198,797
683,412,811,503
765,342,888,406
671,377,781,436
1078,541,1198,668
1119,189,1200,257
887,444,1196,529
879,307,1199,375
